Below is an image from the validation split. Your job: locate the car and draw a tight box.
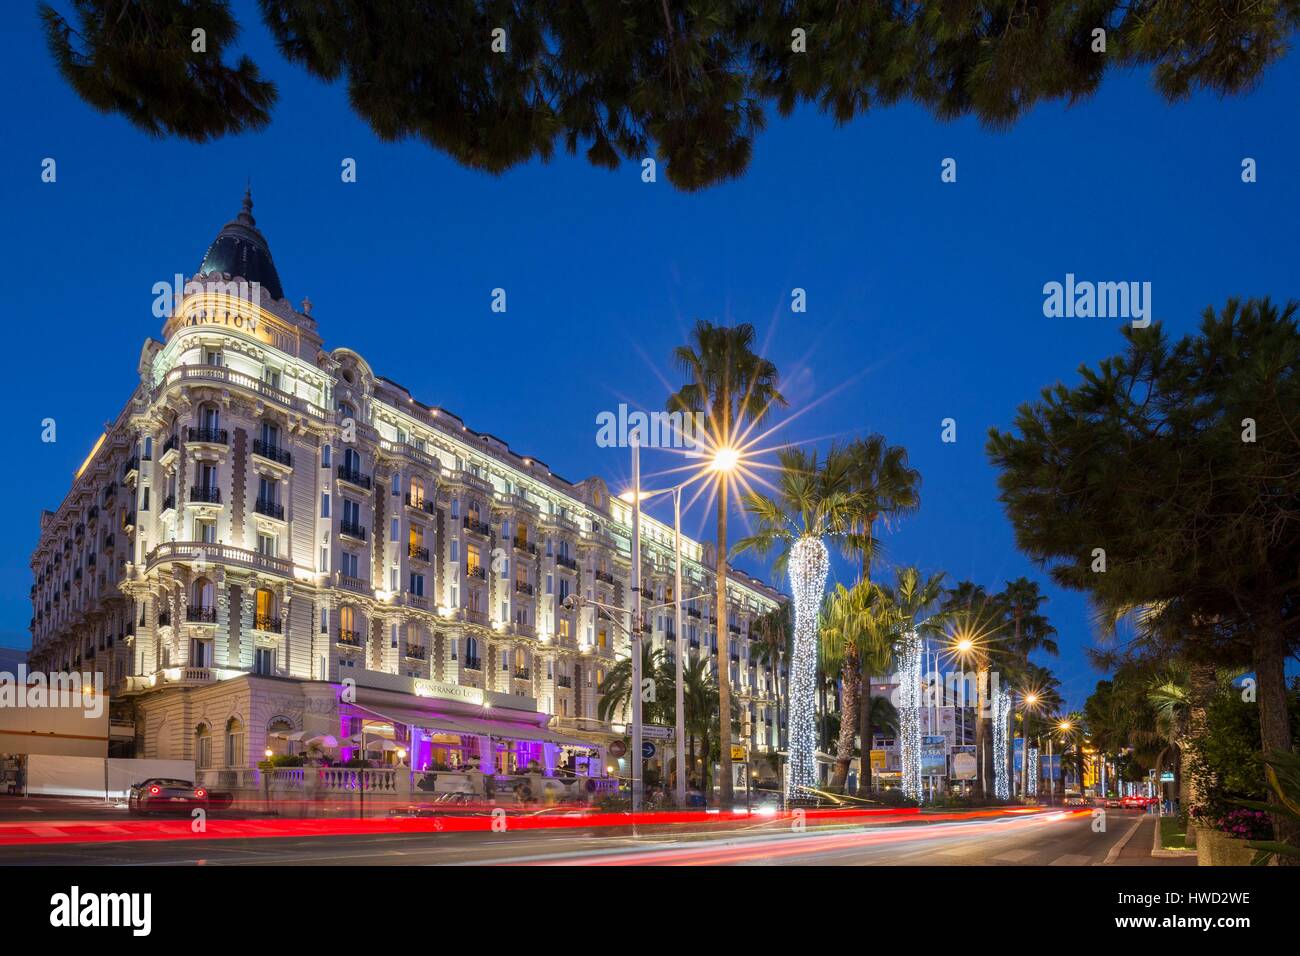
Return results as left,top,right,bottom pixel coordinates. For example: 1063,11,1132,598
128,778,210,814
1121,795,1154,810
1104,798,1123,808
1063,795,1088,806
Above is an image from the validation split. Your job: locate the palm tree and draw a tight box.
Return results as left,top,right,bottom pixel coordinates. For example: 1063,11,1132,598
941,580,1005,798
842,435,921,792
994,578,1057,796
875,567,950,800
667,320,785,804
669,653,741,798
734,445,857,797
820,582,872,789
597,644,670,725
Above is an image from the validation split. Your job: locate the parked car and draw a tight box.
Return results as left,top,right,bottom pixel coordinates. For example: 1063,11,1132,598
1121,794,1155,810
1104,797,1123,809
128,778,210,814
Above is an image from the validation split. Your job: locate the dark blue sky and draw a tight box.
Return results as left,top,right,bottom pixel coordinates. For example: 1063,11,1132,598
4,5,1297,710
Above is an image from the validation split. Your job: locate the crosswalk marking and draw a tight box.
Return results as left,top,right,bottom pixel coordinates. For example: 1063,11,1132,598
1048,853,1092,866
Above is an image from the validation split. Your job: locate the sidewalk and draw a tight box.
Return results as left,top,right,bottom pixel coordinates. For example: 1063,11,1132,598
1109,815,1195,866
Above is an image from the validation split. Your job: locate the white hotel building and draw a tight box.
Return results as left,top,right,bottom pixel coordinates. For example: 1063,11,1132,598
27,192,785,793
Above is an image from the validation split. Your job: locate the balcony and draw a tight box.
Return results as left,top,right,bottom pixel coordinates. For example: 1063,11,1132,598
186,605,217,624
255,498,285,520
340,520,367,541
122,457,139,479
514,581,534,596
162,433,178,456
338,574,369,594
555,554,578,571
513,539,538,556
408,544,430,562
336,629,362,647
405,495,436,515
466,565,485,580
145,541,296,581
186,427,229,446
190,485,222,504
463,656,482,671
253,615,282,633
158,611,171,626
594,569,615,585
556,675,573,689
403,644,428,660
462,516,491,537
161,494,176,512
336,465,371,490
687,607,702,619
252,439,292,466
514,667,531,681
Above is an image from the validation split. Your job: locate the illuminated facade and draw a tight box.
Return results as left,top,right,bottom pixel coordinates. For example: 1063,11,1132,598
27,192,785,786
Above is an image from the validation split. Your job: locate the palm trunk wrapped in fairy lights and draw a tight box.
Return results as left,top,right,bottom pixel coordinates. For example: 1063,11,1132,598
897,628,922,801
786,535,829,798
993,687,1012,799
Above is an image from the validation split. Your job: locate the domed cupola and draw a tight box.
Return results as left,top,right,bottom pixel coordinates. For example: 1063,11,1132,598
196,188,285,300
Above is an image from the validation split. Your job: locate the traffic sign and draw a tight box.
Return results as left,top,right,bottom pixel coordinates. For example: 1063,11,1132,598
642,742,656,760
641,725,674,740
608,740,627,758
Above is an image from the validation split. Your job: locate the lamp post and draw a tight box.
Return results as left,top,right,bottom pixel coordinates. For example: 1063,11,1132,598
630,438,643,816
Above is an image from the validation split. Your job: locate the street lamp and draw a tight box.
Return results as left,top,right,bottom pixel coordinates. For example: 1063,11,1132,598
1019,691,1040,800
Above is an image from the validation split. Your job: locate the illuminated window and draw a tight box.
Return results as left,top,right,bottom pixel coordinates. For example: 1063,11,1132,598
255,588,274,628
409,476,425,506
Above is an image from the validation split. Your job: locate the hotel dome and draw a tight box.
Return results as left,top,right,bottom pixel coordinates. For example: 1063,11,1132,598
196,188,285,300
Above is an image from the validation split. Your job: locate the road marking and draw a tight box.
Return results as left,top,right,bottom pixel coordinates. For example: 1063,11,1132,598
1049,853,1092,866
992,848,1035,862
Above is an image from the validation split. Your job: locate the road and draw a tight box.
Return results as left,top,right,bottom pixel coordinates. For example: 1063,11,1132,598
0,804,1191,866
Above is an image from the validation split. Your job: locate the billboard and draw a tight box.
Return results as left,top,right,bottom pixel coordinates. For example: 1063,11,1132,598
921,734,947,777
951,745,977,780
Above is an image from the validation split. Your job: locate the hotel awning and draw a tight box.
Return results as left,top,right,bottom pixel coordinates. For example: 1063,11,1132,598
358,705,599,751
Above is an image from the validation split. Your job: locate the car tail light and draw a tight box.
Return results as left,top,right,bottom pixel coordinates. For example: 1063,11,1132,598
149,786,160,795
194,788,206,798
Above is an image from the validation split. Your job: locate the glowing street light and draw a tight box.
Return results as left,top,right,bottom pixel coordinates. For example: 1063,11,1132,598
711,446,740,473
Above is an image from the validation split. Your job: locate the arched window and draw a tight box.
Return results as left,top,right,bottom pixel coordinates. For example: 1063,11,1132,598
192,577,214,610
267,716,294,757
339,605,356,641
195,723,212,769
199,403,220,431
409,476,425,507
465,636,479,664
338,401,356,420
225,717,245,767
255,588,275,630
343,447,362,472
